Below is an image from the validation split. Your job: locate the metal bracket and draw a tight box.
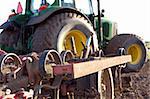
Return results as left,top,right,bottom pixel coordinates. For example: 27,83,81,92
115,48,127,93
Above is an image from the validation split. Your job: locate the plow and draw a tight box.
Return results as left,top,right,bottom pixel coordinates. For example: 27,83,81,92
0,49,131,99
0,0,147,98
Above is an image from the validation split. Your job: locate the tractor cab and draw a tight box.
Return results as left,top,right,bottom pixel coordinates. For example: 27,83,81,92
8,0,96,16
31,0,56,13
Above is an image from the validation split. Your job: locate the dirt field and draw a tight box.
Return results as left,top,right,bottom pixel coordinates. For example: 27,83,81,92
115,60,150,99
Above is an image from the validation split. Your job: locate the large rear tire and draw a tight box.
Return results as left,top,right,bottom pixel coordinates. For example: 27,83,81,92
32,12,98,57
0,30,19,52
105,34,146,72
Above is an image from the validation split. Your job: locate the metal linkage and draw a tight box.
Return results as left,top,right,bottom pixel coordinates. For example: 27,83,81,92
115,48,127,94
0,50,64,99
39,49,62,78
0,49,7,55
34,75,63,99
61,50,75,64
36,49,63,99
0,49,132,99
0,52,40,98
0,53,22,81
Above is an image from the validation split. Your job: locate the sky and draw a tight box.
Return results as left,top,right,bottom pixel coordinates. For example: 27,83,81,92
101,0,150,41
0,0,149,41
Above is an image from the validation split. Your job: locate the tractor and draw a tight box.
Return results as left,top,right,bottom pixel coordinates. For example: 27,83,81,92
0,0,146,98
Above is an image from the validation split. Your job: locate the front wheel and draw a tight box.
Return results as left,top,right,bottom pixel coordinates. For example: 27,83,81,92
105,34,146,72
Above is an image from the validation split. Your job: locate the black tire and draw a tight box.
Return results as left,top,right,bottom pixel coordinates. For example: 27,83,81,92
0,30,19,52
32,12,98,56
105,34,146,72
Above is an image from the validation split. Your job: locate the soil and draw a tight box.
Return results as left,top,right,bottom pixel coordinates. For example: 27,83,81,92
115,60,150,99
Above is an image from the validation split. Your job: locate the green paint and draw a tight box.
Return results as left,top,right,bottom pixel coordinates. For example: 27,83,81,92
9,14,29,25
1,45,15,53
101,18,113,40
25,0,33,15
52,0,59,6
95,17,114,45
1,0,116,54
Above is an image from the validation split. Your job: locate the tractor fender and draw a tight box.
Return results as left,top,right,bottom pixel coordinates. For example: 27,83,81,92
0,21,19,30
0,21,13,29
27,7,92,26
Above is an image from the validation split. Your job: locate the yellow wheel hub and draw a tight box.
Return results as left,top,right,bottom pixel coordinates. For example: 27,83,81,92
64,30,87,57
127,44,142,65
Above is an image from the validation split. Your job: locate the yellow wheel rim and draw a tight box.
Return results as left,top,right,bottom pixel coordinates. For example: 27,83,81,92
127,44,142,64
64,30,87,57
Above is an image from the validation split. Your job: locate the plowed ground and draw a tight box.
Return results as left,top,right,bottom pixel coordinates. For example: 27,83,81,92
115,60,150,99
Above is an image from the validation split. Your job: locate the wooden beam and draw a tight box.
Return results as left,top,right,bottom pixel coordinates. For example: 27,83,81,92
53,55,131,79
73,55,131,79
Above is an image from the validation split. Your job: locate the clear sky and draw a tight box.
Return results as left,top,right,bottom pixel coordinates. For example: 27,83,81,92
0,0,149,41
101,0,150,41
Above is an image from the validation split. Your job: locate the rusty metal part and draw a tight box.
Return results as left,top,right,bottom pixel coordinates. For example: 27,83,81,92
34,75,63,99
2,89,34,99
0,49,7,55
3,76,29,93
34,50,63,98
21,52,41,86
0,49,132,99
0,52,41,97
39,49,62,77
114,48,127,96
25,58,41,86
30,52,40,60
0,53,22,76
61,50,74,63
